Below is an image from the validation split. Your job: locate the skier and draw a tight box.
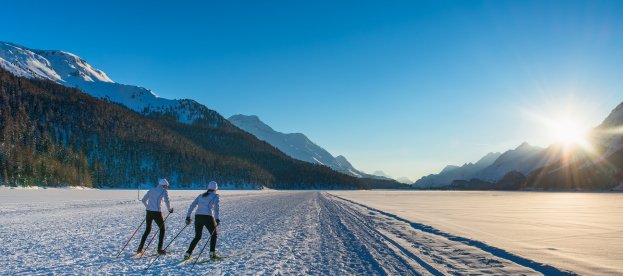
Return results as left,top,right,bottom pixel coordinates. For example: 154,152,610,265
136,178,173,255
184,180,220,260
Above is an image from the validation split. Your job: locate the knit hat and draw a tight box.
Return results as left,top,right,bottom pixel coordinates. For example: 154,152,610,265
158,178,170,187
207,181,218,190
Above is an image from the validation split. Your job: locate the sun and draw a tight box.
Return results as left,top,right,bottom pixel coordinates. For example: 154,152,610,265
551,120,589,147
521,94,599,153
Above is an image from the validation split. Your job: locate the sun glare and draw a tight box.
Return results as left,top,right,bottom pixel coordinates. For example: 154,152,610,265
523,100,596,152
551,120,589,147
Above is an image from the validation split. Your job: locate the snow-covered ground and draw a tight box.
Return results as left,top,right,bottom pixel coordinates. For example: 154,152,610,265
331,190,623,275
1,189,582,275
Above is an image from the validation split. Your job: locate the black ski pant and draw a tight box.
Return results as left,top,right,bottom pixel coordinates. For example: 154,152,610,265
138,210,165,251
187,214,217,254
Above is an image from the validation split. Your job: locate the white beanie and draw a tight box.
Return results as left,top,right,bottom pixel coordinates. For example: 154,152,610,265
158,178,170,187
207,181,218,190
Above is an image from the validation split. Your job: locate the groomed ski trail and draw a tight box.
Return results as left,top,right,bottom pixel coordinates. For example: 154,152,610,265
0,190,572,275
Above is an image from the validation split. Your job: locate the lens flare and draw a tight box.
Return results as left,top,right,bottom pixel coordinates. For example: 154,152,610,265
550,120,590,148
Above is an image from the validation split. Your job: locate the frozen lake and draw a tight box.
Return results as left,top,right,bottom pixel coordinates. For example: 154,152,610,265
0,188,580,275
330,190,623,275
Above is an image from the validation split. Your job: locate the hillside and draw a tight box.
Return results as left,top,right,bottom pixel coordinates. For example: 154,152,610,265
0,68,365,189
228,115,363,175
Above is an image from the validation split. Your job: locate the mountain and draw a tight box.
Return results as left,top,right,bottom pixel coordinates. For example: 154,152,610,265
371,170,391,179
0,42,222,126
396,176,413,184
413,152,501,188
475,142,561,182
524,102,623,190
418,101,623,191
414,142,563,189
228,114,367,177
0,46,366,189
228,114,409,188
593,102,623,156
448,170,527,190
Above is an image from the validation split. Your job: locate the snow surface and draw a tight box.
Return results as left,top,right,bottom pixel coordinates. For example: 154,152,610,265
331,190,623,275
0,189,573,275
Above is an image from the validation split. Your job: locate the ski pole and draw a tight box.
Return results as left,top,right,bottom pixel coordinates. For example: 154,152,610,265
116,218,145,258
191,220,218,271
145,223,190,270
138,212,171,258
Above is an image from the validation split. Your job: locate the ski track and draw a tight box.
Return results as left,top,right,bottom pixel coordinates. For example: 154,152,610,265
0,191,573,275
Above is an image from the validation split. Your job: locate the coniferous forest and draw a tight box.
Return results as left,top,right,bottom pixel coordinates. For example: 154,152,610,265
0,68,367,189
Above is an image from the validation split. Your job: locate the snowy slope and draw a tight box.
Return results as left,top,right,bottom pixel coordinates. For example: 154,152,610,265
0,189,573,275
414,152,501,188
228,114,370,177
396,176,413,184
0,41,221,125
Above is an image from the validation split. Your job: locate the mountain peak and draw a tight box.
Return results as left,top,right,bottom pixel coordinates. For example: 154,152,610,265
228,114,375,178
396,176,413,184
372,170,392,178
228,114,275,133
516,142,531,150
230,114,261,122
0,41,113,83
0,41,222,125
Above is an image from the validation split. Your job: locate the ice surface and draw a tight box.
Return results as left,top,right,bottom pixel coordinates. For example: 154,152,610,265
0,189,574,274
330,190,623,275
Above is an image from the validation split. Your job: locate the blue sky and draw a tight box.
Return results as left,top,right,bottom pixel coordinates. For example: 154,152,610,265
2,0,622,180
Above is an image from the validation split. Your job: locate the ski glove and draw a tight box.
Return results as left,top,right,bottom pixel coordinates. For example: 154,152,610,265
169,208,174,213
185,217,191,225
216,219,220,226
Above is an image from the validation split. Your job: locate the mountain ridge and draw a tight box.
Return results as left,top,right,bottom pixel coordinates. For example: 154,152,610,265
0,41,368,189
228,114,368,177
0,41,223,126
415,102,623,190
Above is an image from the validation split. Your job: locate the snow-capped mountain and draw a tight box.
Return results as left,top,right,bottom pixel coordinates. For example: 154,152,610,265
371,170,392,179
228,114,369,177
395,176,413,184
0,42,224,126
413,152,501,188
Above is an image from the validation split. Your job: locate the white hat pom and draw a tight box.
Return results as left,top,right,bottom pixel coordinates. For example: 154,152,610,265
207,181,218,190
159,178,170,187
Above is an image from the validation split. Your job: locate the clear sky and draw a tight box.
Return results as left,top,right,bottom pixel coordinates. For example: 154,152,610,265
2,0,622,180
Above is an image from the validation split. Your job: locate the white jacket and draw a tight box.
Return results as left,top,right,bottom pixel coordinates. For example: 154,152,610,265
186,193,219,219
142,186,171,212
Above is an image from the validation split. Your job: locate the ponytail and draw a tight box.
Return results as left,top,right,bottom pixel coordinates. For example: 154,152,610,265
202,189,215,197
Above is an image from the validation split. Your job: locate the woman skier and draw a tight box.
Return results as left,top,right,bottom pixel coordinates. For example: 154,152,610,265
184,180,221,260
136,178,173,255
